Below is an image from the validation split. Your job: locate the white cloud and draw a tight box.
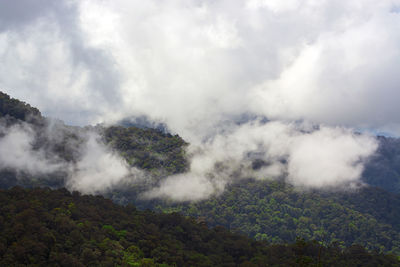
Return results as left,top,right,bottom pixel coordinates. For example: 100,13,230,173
0,119,142,194
0,0,396,199
286,127,377,188
0,122,62,174
2,0,400,134
66,132,143,194
146,121,378,200
251,12,400,129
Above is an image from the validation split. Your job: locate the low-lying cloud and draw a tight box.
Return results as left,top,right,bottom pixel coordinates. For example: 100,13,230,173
146,121,378,201
67,131,145,194
0,119,143,194
0,116,379,201
0,121,62,174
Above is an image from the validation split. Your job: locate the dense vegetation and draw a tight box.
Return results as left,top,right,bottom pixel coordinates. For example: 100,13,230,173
2,90,400,262
362,136,400,194
2,90,400,193
135,180,400,255
1,187,399,266
0,91,188,187
0,91,42,123
103,126,188,175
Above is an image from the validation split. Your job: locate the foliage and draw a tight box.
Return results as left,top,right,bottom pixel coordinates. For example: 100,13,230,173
0,91,189,190
103,126,188,175
139,180,400,255
0,91,42,124
362,136,400,194
2,90,400,263
1,187,399,266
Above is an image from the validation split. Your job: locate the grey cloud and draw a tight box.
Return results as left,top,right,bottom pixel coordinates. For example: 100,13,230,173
0,0,61,31
0,0,122,125
3,0,400,132
0,0,396,199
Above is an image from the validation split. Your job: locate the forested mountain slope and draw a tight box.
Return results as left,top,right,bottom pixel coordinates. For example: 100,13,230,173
0,91,42,123
0,91,188,190
362,136,400,194
2,91,400,256
1,187,399,266
134,180,400,254
103,126,188,175
1,90,400,193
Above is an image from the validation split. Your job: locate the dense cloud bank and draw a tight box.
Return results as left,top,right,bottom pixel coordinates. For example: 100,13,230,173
1,0,400,133
1,0,397,200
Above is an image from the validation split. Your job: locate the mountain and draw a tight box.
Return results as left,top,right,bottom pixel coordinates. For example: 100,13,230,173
133,180,400,254
1,186,399,266
2,91,400,257
362,136,400,194
103,125,188,175
0,91,42,123
0,91,188,190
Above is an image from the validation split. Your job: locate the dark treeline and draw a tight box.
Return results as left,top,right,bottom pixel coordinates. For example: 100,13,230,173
1,187,399,267
0,92,42,123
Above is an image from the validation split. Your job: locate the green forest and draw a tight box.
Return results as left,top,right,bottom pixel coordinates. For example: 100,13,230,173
1,91,400,266
1,187,399,266
142,181,400,254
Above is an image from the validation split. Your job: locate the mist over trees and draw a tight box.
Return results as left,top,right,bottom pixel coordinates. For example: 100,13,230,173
2,1,400,266
1,91,400,265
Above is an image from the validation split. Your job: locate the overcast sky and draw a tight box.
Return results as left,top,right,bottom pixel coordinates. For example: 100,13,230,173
0,0,399,136
1,0,399,197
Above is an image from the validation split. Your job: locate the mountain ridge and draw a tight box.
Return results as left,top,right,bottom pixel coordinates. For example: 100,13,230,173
1,91,400,255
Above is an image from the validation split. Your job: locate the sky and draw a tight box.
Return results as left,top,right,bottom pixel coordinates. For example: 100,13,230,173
1,0,399,200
